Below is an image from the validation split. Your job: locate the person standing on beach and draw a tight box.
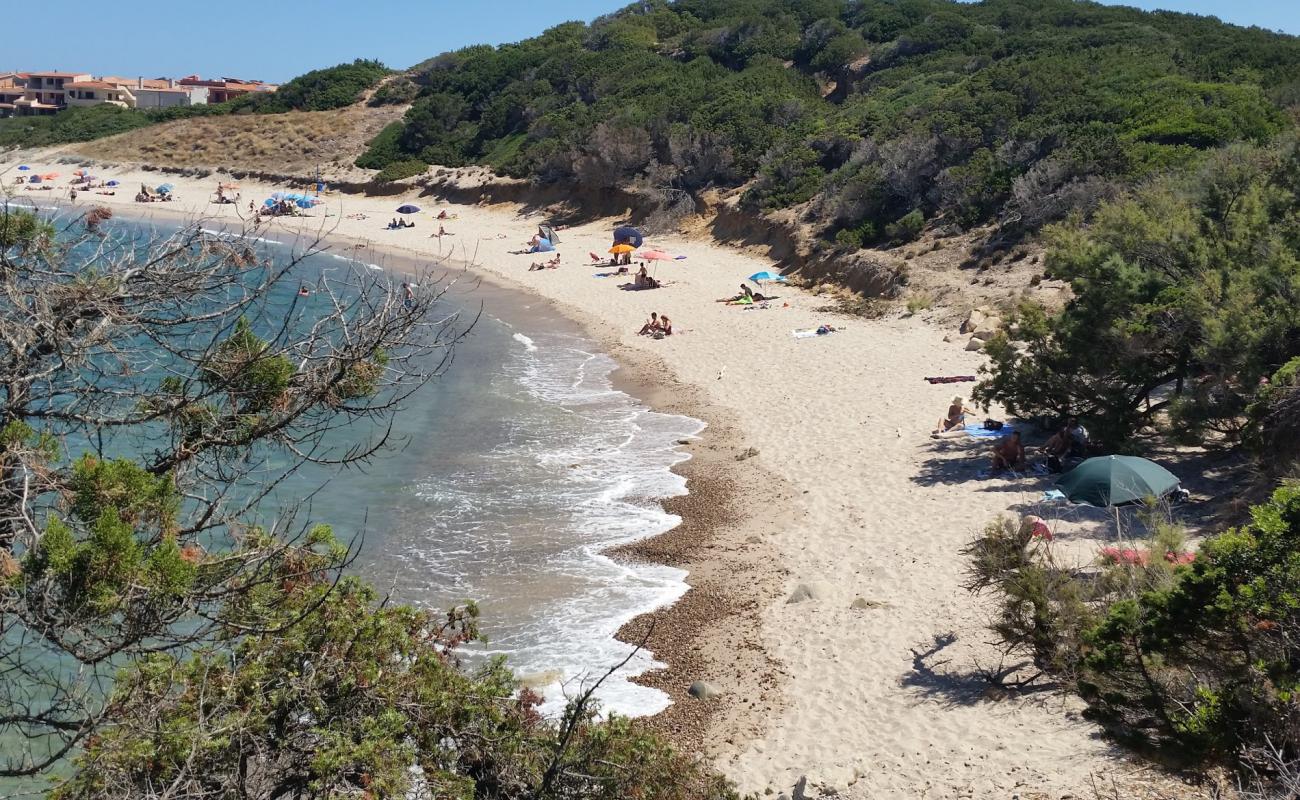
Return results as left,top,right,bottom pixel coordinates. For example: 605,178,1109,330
69,187,77,204
401,282,415,309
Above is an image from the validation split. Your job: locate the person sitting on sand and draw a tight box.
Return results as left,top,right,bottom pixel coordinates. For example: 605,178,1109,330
634,265,661,289
934,397,972,433
437,209,448,220
991,431,1026,472
546,253,560,268
657,315,673,336
638,312,660,335
1065,417,1089,456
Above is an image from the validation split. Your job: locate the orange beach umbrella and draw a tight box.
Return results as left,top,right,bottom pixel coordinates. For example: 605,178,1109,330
609,243,635,254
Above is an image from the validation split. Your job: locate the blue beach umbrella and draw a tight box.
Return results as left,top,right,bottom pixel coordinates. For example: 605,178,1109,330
612,225,643,248
156,183,174,194
296,198,315,209
263,198,277,207
396,204,420,214
28,175,41,184
17,165,30,171
106,180,119,187
748,271,787,284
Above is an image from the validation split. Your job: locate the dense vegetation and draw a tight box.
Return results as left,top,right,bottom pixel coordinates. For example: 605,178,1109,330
361,0,1300,248
0,210,732,799
975,137,1300,450
237,58,391,113
968,485,1300,771
0,60,391,149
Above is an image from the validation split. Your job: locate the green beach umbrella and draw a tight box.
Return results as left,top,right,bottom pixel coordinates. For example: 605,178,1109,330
1055,455,1180,508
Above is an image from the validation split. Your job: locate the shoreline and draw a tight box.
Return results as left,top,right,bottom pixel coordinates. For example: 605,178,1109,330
2,156,1195,798
35,193,778,752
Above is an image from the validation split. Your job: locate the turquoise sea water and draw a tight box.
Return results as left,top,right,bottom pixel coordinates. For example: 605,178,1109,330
1,213,701,795
170,219,703,716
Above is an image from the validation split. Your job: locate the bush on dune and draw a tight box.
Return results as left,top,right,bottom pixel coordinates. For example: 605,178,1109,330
968,485,1300,771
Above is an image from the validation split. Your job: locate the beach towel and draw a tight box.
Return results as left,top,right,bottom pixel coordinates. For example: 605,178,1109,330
925,376,977,384
964,424,1014,439
1041,489,1067,501
792,325,839,339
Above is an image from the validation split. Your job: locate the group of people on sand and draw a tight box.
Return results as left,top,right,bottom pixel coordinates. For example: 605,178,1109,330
934,398,1091,475
388,217,415,229
636,311,673,339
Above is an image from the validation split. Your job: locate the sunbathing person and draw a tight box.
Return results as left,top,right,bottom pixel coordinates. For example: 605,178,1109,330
991,431,1026,472
934,397,972,433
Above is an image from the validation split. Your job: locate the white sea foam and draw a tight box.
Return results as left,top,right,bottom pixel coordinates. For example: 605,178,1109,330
400,325,703,719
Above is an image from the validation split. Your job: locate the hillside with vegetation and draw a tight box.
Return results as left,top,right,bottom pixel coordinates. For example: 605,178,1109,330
361,0,1300,255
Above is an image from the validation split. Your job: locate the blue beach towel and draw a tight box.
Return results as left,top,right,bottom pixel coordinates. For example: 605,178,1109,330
964,424,1014,439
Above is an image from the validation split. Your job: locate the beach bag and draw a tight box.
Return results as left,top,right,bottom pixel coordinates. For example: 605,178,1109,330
983,419,1004,431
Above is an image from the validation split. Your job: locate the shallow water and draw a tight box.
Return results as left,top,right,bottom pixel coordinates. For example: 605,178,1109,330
241,234,705,717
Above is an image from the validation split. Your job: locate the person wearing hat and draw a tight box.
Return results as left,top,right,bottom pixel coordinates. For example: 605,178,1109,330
934,396,973,433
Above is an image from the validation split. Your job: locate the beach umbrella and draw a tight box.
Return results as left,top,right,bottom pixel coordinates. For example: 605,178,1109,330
41,173,58,180
263,198,277,207
29,175,41,184
539,224,560,244
74,169,86,177
613,225,643,248
296,198,316,209
748,271,787,284
609,243,635,255
1055,456,1180,508
17,165,30,171
638,250,674,261
106,180,119,187
156,183,174,194
396,204,420,214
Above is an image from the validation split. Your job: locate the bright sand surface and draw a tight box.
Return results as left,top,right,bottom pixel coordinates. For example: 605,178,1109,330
2,157,1180,799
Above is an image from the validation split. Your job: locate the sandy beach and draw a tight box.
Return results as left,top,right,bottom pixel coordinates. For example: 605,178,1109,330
1,155,1191,799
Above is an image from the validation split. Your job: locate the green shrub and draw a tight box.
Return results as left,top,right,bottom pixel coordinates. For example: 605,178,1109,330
355,121,405,169
0,208,55,248
967,486,1300,767
246,58,391,113
373,159,428,183
0,105,156,148
884,209,924,244
1080,486,1300,759
368,75,419,106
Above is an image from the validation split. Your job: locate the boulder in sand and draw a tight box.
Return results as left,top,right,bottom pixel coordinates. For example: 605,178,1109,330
688,680,721,700
786,583,824,604
964,337,985,352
